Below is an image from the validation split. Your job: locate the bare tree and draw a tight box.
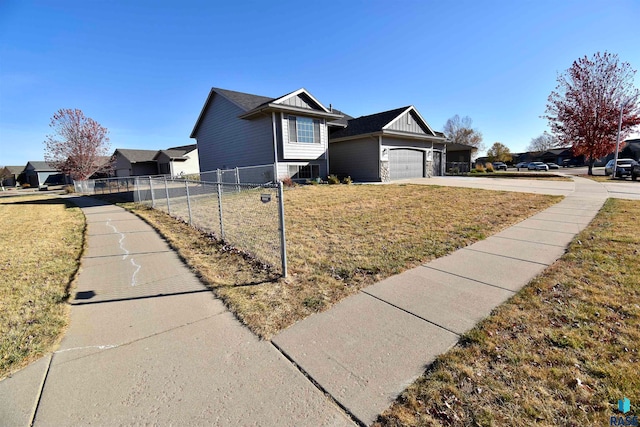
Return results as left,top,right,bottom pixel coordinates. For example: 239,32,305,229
544,52,640,175
527,131,559,152
443,115,485,154
44,109,113,180
487,142,513,163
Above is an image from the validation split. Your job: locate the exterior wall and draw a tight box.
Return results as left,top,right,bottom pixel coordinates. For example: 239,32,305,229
328,138,380,181
280,113,328,160
387,111,429,135
114,154,132,177
131,162,159,176
166,149,200,176
194,93,275,172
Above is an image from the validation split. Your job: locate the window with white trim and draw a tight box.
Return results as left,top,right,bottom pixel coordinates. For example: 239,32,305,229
288,116,321,143
288,164,320,180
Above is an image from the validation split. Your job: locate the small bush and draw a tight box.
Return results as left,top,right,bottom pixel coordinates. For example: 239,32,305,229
281,176,296,187
21,183,31,189
305,179,319,185
475,164,486,173
63,185,75,194
470,169,478,174
327,174,340,185
342,176,353,185
486,163,494,172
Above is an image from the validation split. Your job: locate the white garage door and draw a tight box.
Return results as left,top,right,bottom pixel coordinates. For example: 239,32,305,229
389,149,424,180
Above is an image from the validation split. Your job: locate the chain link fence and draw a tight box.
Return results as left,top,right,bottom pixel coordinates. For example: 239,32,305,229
199,164,276,184
133,176,287,276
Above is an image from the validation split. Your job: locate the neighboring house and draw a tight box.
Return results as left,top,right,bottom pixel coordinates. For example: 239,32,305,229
190,87,343,180
154,144,199,176
23,161,67,187
112,149,160,177
328,106,449,181
1,166,24,187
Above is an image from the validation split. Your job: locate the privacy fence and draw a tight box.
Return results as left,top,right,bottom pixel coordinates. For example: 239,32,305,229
75,172,287,277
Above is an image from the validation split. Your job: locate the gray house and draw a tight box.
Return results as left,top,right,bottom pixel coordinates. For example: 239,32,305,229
191,87,343,180
154,144,200,176
1,166,24,187
23,161,67,187
328,106,448,181
112,149,160,177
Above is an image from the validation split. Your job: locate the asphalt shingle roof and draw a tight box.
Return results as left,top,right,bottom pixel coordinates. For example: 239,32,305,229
116,149,159,162
329,107,409,139
212,88,275,112
27,161,58,171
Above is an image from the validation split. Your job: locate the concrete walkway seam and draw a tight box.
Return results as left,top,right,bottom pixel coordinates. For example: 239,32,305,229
269,340,365,427
28,353,52,427
360,290,463,337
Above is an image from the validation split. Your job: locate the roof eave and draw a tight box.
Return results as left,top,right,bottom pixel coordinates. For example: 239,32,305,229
239,104,343,120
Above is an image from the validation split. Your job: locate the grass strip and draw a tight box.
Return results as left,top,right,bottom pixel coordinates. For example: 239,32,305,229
374,198,640,426
0,195,84,379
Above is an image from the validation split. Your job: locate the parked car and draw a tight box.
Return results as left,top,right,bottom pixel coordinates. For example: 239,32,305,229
528,162,549,171
492,162,507,171
516,161,529,170
632,163,640,181
546,162,559,169
605,158,637,178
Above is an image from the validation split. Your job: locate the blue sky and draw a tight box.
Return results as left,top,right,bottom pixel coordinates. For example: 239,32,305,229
1,0,639,167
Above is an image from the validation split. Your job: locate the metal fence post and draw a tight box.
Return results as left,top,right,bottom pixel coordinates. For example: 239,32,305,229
135,177,141,203
216,169,221,183
149,177,155,208
216,182,225,240
278,181,288,278
185,180,193,225
164,175,171,215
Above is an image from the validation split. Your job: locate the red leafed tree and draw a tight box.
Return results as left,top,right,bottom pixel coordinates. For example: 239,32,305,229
544,52,640,175
44,109,114,181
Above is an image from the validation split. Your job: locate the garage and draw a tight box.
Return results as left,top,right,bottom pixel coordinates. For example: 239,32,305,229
389,149,424,180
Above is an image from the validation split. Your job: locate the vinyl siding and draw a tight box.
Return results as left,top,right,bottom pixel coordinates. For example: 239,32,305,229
194,93,275,172
281,114,327,160
280,93,315,110
386,111,429,134
328,138,379,181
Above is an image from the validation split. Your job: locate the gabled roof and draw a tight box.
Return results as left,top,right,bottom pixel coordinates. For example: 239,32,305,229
26,161,57,171
3,166,24,175
191,87,343,138
327,108,354,128
329,106,442,141
114,149,159,163
167,144,197,152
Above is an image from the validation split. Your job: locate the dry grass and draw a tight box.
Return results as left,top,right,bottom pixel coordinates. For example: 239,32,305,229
0,195,84,379
375,198,640,426
122,184,560,338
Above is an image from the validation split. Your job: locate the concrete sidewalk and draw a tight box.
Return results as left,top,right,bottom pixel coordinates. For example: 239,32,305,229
0,197,352,426
272,176,609,424
0,176,611,426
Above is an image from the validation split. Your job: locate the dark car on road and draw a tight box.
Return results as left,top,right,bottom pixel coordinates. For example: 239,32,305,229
546,162,559,169
632,163,640,181
605,159,637,178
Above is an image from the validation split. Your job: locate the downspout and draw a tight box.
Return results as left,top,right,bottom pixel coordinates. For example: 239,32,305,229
378,135,382,181
325,119,329,178
272,112,280,181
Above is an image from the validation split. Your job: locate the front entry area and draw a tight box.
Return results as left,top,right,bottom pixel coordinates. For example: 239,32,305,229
389,149,424,180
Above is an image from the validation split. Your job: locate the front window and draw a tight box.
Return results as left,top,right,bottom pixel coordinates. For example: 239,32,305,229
288,164,320,180
288,116,321,143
